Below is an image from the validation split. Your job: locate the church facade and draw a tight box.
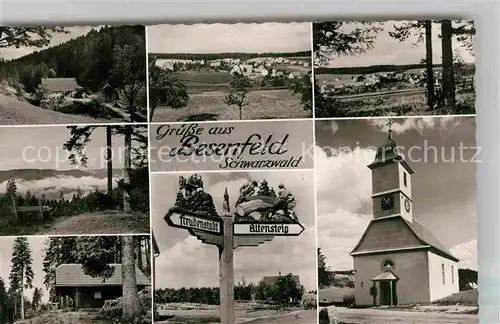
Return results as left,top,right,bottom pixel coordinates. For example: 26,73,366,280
350,130,459,307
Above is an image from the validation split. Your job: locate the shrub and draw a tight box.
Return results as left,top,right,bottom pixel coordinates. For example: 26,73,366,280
301,292,317,310
99,287,152,324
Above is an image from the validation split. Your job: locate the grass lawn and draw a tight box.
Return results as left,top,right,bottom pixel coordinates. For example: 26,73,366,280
37,211,150,235
152,89,311,122
15,311,108,324
0,211,150,236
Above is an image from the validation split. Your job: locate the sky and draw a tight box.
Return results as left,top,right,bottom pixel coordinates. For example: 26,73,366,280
147,22,311,54
316,20,475,68
0,236,50,303
0,26,102,61
152,171,317,292
315,116,478,271
0,126,138,171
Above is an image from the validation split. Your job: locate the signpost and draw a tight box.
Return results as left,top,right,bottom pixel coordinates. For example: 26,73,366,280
163,175,306,324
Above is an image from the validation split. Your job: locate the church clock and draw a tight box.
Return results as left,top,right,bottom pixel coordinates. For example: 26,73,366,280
381,195,395,211
404,198,411,212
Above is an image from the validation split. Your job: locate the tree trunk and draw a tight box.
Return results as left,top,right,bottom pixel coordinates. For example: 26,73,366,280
425,20,435,108
128,97,136,123
238,105,242,120
20,266,24,320
106,126,113,196
121,236,140,321
149,102,156,122
11,195,17,221
441,20,456,112
123,128,132,213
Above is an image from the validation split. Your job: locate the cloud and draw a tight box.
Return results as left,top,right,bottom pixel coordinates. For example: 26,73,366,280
147,22,311,54
0,176,119,197
316,145,374,269
450,239,478,270
368,117,462,135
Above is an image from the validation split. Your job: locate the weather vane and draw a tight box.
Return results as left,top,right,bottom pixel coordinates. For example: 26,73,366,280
386,119,394,139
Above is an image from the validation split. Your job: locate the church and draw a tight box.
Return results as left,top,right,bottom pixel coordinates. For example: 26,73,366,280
350,127,459,306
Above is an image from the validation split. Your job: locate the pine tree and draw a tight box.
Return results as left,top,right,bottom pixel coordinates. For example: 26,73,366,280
31,287,43,311
9,237,34,320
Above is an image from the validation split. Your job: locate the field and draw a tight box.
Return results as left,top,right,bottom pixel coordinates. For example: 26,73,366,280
155,302,315,324
152,89,309,121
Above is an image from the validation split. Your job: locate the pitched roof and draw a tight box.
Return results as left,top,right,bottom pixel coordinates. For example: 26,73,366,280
403,218,459,262
350,216,459,263
372,270,399,281
54,264,150,287
41,78,81,93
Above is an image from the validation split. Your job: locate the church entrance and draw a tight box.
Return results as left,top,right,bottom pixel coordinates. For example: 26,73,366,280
379,281,397,306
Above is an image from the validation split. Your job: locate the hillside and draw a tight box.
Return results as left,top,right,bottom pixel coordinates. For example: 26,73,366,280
0,168,124,183
149,50,312,60
0,25,145,93
315,62,475,75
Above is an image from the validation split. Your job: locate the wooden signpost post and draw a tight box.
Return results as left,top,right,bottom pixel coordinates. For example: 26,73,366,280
164,175,305,324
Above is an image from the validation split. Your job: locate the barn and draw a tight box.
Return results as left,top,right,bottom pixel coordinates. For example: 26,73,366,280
53,263,151,309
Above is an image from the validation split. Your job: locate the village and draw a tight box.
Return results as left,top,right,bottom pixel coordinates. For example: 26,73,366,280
155,56,311,80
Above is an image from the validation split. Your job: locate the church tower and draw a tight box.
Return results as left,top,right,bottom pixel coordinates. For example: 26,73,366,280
367,121,414,223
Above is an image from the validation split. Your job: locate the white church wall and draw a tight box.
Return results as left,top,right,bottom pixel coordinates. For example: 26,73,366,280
398,163,412,199
353,250,430,306
427,252,460,301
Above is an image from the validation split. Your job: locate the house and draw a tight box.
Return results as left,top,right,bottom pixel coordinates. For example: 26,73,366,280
350,129,459,306
54,263,151,309
262,271,301,288
41,78,82,97
102,83,119,102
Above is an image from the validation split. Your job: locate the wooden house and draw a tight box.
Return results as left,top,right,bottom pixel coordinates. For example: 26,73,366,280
41,78,82,97
53,263,151,309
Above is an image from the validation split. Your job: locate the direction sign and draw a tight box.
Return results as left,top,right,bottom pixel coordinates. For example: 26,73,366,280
165,207,223,235
233,222,305,236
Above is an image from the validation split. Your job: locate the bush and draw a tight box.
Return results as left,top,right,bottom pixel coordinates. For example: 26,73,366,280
343,292,355,306
301,292,317,310
99,287,152,323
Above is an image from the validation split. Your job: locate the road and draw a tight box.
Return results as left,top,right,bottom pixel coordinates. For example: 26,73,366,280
0,93,110,125
36,212,150,235
328,306,478,324
334,88,425,101
239,310,316,324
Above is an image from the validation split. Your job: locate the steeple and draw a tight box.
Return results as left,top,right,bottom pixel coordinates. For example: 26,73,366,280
368,119,404,170
368,120,415,223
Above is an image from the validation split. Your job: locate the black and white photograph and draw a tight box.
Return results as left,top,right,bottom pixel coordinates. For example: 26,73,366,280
313,20,475,118
0,125,150,236
0,25,147,125
0,235,152,323
151,171,317,324
147,22,313,122
315,117,478,324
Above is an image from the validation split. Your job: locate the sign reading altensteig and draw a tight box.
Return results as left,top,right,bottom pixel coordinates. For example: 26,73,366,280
149,120,314,172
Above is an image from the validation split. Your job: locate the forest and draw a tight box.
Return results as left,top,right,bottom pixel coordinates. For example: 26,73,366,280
0,125,149,235
155,273,307,308
0,236,151,323
0,25,147,122
149,50,312,61
313,20,476,117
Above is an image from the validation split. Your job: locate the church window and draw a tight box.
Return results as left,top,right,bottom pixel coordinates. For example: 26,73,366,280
361,281,364,288
442,263,446,284
382,259,395,269
451,266,454,284
403,172,407,187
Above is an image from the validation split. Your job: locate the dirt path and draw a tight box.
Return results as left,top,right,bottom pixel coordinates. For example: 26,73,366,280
239,310,316,324
0,94,111,125
37,212,150,235
329,306,478,324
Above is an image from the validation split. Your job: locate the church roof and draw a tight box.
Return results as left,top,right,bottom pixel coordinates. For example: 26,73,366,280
402,218,459,262
367,130,414,174
372,270,399,281
350,216,459,263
